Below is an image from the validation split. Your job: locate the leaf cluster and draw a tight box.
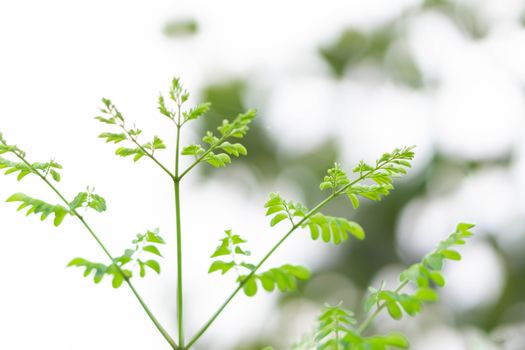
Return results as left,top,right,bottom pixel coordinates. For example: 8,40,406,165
320,163,350,193
208,229,252,275
70,187,107,213
208,230,310,297
264,193,365,245
6,193,68,226
158,77,212,126
181,109,255,169
0,157,62,182
96,98,167,162
365,223,474,320
345,146,414,208
311,304,409,350
307,213,365,244
239,264,310,297
292,223,473,350
68,228,166,288
264,192,307,227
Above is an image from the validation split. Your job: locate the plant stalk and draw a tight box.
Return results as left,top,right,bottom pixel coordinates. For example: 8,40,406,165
174,179,184,347
174,107,185,348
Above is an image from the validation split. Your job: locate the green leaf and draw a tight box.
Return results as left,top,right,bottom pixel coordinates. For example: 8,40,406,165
6,193,69,227
429,271,445,287
69,191,106,213
138,260,146,277
202,131,219,145
442,249,462,261
264,193,308,228
217,109,257,139
50,170,61,182
383,333,409,348
143,245,162,257
270,213,288,227
67,257,110,284
144,260,161,274
182,144,205,156
219,142,247,157
88,194,107,213
415,287,439,302
316,303,357,349
240,262,256,271
320,163,349,192
70,192,88,210
17,170,30,181
183,102,211,122
208,260,235,275
397,294,421,316
0,157,62,183
234,246,251,256
210,242,230,258
204,153,231,167
259,275,275,292
112,272,125,288
145,229,165,244
94,116,116,125
242,276,258,297
158,95,173,119
247,264,310,296
347,193,359,209
115,147,146,162
53,206,67,226
98,132,127,144
343,220,365,240
266,205,285,216
209,230,252,277
386,301,402,320
143,136,167,153
287,265,311,280
305,213,365,244
264,193,283,207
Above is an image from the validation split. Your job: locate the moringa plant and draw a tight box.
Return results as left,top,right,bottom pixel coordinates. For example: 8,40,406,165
0,78,472,350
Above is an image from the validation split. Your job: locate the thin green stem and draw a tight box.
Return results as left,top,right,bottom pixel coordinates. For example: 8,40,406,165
174,179,184,347
174,105,185,348
357,280,409,334
12,152,178,349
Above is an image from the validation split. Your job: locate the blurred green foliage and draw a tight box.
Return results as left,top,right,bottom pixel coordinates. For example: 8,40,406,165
423,0,490,39
163,18,199,38
319,25,423,88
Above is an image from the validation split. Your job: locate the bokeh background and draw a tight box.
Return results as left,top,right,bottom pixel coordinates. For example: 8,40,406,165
1,0,525,349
